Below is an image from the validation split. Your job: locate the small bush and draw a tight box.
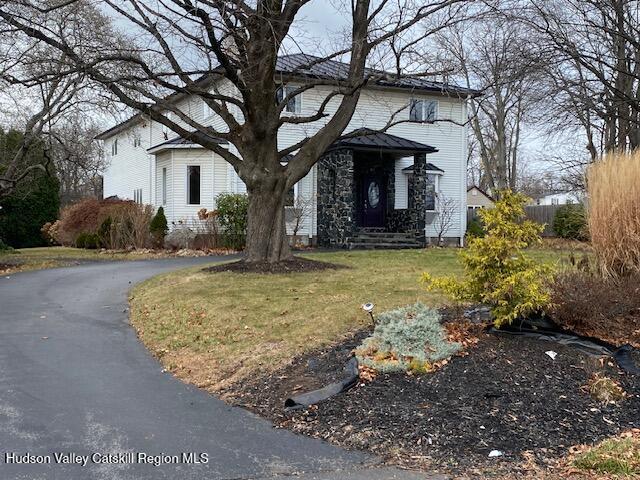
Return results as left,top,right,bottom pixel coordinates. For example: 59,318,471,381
553,203,588,240
588,151,640,278
0,238,14,252
585,373,625,404
150,207,168,248
98,202,152,250
424,190,553,327
466,217,485,238
75,232,100,249
549,270,640,346
97,217,112,247
355,303,461,373
53,198,103,246
215,193,248,250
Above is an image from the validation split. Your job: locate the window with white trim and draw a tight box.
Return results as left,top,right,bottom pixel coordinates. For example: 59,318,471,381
409,99,438,122
162,167,167,205
276,85,302,114
425,173,438,211
133,188,143,204
111,139,118,156
284,183,299,207
187,165,201,205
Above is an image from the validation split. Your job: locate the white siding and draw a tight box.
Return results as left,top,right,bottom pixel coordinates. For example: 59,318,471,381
394,157,414,210
103,123,154,204
102,77,468,239
153,149,228,225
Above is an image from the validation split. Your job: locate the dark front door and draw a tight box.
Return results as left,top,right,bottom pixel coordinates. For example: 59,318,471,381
361,174,386,227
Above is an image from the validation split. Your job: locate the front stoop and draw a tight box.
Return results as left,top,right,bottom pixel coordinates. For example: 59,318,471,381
346,229,424,250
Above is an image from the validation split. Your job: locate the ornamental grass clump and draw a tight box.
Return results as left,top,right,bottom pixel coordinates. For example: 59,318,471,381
423,190,553,327
588,151,640,279
355,303,461,373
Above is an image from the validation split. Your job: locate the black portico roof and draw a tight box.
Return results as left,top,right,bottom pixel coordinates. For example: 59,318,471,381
329,128,438,154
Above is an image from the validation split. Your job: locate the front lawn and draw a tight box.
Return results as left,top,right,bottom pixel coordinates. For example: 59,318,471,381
129,247,570,390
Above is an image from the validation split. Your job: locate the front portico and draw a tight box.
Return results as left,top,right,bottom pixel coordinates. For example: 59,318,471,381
316,129,439,248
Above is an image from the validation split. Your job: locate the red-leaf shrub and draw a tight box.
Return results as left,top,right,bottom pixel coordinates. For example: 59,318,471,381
53,198,152,249
549,270,640,347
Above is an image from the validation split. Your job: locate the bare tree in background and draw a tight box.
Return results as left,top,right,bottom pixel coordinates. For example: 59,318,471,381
0,5,114,200
289,194,314,242
523,0,640,157
52,117,105,205
438,15,545,193
0,0,478,263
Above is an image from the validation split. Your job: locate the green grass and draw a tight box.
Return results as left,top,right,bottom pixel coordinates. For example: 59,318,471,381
0,246,160,274
129,247,574,389
574,435,640,476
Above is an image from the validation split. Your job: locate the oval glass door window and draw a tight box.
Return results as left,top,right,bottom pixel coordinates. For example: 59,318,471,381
368,181,380,208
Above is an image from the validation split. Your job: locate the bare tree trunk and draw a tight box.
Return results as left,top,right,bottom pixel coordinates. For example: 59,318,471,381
244,180,293,263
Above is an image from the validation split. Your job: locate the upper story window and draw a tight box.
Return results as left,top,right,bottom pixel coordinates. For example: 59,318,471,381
132,132,141,148
409,99,438,122
111,139,118,156
276,85,302,114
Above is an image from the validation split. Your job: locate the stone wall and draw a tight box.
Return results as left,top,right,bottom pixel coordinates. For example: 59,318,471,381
317,149,356,247
384,153,427,243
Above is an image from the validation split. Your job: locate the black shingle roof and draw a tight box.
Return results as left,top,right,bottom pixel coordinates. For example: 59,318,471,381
276,54,479,97
402,163,444,173
99,53,478,140
329,128,437,154
147,135,227,152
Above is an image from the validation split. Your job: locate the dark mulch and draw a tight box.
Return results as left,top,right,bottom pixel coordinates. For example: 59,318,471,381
225,328,640,477
203,256,346,274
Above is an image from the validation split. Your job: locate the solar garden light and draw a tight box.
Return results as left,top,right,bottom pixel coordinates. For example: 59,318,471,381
361,302,375,325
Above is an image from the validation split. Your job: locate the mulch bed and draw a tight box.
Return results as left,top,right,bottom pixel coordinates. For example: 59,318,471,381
225,322,640,478
203,256,346,274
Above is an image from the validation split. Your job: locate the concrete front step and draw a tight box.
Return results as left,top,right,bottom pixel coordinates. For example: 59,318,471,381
348,242,423,249
355,232,420,239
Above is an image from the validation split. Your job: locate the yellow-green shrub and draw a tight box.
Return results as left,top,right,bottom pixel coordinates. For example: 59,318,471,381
423,190,553,327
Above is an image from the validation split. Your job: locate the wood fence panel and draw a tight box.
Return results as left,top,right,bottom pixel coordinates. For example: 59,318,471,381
467,205,563,237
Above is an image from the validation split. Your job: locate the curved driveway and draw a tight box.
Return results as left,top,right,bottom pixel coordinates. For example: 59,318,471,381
0,258,434,480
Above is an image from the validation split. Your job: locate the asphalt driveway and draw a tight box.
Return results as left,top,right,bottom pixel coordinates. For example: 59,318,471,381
0,257,437,480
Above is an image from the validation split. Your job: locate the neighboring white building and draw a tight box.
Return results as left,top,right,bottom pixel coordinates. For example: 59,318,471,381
530,191,584,206
98,54,477,248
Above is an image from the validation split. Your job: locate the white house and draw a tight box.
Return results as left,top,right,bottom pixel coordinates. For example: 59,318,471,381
98,54,477,248
530,191,584,206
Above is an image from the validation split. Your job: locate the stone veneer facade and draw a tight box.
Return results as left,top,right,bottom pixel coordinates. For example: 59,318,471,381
317,149,428,247
317,148,357,248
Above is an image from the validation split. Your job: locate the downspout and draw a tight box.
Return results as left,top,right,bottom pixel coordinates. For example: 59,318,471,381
460,95,470,247
171,150,175,228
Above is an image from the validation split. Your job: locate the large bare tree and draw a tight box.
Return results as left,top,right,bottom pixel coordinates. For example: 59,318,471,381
0,3,116,200
437,15,545,192
523,0,640,157
0,0,474,263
